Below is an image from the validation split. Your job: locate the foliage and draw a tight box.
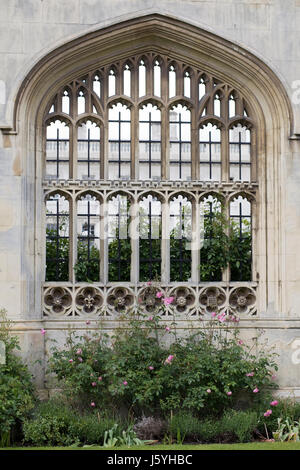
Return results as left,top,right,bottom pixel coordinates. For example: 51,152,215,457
200,202,229,281
74,240,100,282
169,410,257,443
48,297,278,419
0,309,35,446
273,417,300,442
108,238,131,282
22,399,77,446
68,412,118,445
46,227,69,281
258,397,300,438
229,218,252,281
103,423,144,447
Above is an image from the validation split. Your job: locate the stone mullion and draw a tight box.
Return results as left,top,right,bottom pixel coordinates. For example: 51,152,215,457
131,105,137,180
191,69,199,181
191,197,200,284
221,127,229,183
100,193,108,284
161,105,168,180
223,194,230,283
100,123,104,179
130,195,139,284
251,128,257,183
177,63,183,97
161,196,169,284
251,197,257,284
71,124,76,179
70,193,76,284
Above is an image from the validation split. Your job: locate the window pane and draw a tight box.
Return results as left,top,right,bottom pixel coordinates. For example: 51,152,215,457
108,103,131,179
77,121,100,179
76,195,100,282
170,195,192,281
139,104,161,180
108,195,131,281
46,195,69,281
139,195,161,281
169,105,191,180
46,121,70,179
230,196,252,281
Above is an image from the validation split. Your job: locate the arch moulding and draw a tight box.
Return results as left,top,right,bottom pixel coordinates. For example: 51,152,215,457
1,13,293,320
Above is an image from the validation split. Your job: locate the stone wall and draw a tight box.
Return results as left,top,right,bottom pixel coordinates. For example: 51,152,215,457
0,0,300,396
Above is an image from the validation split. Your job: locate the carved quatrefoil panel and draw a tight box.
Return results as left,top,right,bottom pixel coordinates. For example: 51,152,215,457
106,286,135,313
168,286,196,314
229,287,256,315
137,286,165,314
75,286,104,315
44,286,72,316
199,286,226,315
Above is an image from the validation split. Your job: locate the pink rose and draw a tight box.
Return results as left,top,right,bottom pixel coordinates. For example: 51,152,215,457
148,316,154,321
270,400,278,406
148,366,154,370
227,391,232,396
165,355,174,364
123,381,128,386
264,409,272,417
98,376,102,381
90,402,95,407
238,340,244,345
211,312,217,318
78,357,83,362
206,389,212,393
246,372,255,377
165,326,171,332
91,382,97,387
163,296,174,306
86,320,91,325
76,348,82,355
147,281,152,286
68,359,73,363
156,291,163,298
253,387,259,393
41,328,46,335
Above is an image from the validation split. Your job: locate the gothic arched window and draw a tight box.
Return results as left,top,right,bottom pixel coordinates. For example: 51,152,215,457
42,53,257,317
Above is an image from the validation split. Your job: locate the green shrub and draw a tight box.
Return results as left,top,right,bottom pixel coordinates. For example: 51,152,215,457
22,399,77,446
169,410,258,443
220,410,258,443
0,310,35,446
69,413,119,445
48,288,278,418
258,398,300,438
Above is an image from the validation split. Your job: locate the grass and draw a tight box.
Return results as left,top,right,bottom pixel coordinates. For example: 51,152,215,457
2,442,300,450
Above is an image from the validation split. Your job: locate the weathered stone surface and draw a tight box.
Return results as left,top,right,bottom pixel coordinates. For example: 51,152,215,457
0,1,299,394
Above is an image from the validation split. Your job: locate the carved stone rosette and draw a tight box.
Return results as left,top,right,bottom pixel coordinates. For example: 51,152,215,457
168,286,196,314
199,286,226,315
229,286,256,316
106,286,134,314
75,286,103,315
44,286,72,316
